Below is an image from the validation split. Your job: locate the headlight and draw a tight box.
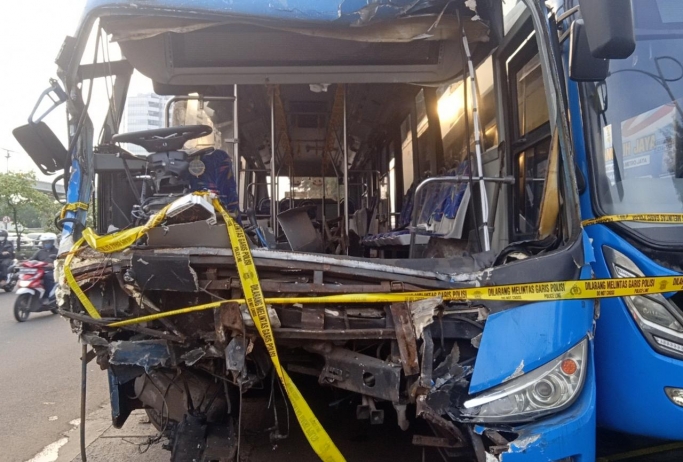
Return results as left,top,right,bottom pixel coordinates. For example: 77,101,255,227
461,339,588,423
603,246,683,357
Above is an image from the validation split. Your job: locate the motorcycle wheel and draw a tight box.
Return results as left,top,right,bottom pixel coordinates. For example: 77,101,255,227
51,308,58,315
14,294,32,322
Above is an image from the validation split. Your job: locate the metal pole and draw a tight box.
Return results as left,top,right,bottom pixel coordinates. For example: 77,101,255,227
321,154,327,248
270,91,277,237
289,164,293,209
343,85,349,254
0,149,14,173
462,32,491,251
233,85,240,209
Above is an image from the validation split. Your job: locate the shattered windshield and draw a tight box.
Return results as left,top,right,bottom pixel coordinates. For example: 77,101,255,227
586,4,683,241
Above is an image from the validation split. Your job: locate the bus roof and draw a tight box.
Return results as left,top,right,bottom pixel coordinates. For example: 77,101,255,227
76,0,503,85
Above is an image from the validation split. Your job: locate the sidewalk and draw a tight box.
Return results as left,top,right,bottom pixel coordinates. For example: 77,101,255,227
57,405,167,462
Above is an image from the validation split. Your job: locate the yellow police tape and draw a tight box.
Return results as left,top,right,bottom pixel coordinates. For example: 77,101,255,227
215,198,346,462
60,201,89,220
582,213,683,226
63,237,101,320
65,194,346,462
81,201,174,254
106,273,683,329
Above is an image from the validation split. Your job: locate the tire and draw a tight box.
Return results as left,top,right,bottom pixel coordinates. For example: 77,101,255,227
50,308,59,315
13,294,33,322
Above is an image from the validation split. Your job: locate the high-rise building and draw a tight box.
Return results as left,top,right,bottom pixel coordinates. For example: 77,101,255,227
120,93,171,154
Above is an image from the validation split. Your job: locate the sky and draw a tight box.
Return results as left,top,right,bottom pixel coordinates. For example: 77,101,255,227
0,1,87,179
0,0,153,182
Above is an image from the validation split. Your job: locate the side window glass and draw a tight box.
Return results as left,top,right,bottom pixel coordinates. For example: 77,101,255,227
516,54,549,135
509,48,551,237
437,56,498,169
516,138,551,234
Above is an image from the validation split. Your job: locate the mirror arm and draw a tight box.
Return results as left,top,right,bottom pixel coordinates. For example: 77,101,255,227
556,5,580,23
29,79,68,125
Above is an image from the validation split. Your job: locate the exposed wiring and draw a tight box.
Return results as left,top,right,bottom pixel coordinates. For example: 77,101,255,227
609,55,683,119
52,173,67,204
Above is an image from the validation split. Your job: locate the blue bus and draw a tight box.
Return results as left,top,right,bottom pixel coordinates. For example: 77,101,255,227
564,0,683,442
13,0,616,460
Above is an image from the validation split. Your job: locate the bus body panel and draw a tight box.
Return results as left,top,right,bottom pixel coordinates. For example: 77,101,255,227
471,293,594,394
587,224,683,439
496,342,596,461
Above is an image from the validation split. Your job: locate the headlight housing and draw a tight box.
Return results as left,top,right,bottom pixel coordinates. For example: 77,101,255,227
603,246,683,358
461,339,588,423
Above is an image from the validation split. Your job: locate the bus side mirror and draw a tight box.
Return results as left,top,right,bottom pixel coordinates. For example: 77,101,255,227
578,0,636,59
569,20,609,82
12,122,67,175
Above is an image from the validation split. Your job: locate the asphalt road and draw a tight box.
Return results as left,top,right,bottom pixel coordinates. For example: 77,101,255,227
0,293,109,462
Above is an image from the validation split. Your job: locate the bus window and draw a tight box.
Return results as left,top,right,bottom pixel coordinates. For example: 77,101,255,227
516,54,549,135
509,44,551,238
400,115,414,195
438,56,498,170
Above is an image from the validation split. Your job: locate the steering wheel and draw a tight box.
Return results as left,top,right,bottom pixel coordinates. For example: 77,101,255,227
111,125,212,153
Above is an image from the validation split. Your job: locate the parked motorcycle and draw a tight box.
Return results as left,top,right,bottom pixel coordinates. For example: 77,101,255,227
13,260,57,322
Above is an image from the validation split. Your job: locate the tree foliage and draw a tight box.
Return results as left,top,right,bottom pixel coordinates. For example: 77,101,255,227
0,172,60,249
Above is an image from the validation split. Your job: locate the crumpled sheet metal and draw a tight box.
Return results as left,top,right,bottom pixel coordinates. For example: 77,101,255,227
88,0,480,25
109,339,171,371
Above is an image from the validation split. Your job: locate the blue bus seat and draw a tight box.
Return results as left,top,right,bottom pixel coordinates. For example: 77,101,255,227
188,149,239,213
362,162,471,248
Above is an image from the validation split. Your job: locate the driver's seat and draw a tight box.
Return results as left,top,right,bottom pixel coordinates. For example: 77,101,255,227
111,125,238,213
188,149,239,213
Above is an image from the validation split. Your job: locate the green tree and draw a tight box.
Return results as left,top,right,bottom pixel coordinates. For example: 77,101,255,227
0,172,58,250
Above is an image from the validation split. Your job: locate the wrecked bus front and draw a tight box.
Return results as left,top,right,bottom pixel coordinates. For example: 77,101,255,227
17,0,596,460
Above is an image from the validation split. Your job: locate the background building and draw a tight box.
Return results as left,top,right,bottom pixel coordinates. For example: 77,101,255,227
120,93,171,154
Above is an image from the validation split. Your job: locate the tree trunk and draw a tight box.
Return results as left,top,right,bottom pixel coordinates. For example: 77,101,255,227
12,207,19,251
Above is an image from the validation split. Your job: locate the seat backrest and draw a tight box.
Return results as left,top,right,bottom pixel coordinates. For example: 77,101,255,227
188,150,239,212
277,206,324,253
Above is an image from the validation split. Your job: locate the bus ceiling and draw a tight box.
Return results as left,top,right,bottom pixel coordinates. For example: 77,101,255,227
85,0,504,86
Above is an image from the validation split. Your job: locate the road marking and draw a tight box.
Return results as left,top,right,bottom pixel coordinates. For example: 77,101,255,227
26,414,91,462
25,437,68,462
